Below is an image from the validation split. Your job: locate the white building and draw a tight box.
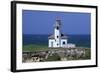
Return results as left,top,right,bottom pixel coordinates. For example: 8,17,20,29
48,18,75,48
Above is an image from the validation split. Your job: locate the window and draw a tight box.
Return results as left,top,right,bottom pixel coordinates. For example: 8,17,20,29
63,41,65,44
56,26,59,30
57,36,59,38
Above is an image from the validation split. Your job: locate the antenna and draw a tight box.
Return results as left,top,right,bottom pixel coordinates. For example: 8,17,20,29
56,16,60,20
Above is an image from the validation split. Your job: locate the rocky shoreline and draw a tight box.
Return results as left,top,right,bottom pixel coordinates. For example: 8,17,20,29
22,47,90,63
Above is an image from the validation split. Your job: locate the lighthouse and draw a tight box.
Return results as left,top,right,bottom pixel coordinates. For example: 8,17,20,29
48,17,75,48
54,17,61,47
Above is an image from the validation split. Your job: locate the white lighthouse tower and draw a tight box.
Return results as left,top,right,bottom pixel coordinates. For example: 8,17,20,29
54,17,61,47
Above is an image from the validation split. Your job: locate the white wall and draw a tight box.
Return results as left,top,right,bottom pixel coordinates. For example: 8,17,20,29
61,39,67,47
49,39,55,47
0,0,100,73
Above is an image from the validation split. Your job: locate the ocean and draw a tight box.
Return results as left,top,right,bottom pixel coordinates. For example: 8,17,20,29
23,34,91,48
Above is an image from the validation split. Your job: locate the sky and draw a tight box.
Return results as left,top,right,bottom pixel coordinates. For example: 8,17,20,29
22,10,91,35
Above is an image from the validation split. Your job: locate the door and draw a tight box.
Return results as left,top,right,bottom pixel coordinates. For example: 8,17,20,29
51,41,53,47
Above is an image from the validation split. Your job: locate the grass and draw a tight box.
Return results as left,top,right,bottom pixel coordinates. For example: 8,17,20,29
84,48,91,59
45,54,60,61
23,44,48,51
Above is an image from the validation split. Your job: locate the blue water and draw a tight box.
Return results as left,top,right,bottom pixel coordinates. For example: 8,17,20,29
23,34,91,48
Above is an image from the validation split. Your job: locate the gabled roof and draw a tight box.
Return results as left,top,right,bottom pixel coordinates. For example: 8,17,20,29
48,34,54,39
48,34,68,39
61,35,68,39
